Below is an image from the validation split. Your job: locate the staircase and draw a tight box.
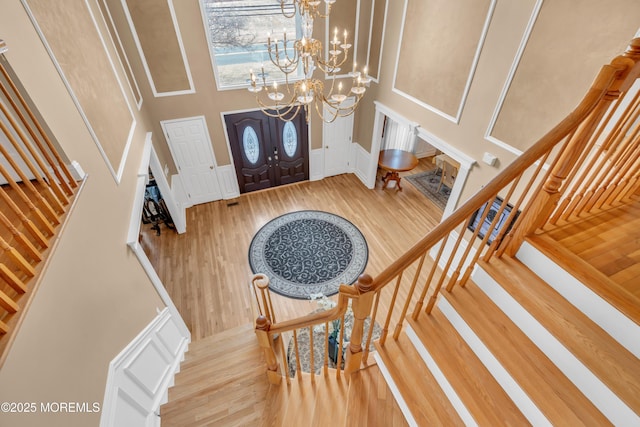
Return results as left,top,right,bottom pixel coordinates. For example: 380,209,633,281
375,231,639,426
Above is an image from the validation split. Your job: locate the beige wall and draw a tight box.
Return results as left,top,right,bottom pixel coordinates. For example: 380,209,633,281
0,1,165,426
353,0,639,204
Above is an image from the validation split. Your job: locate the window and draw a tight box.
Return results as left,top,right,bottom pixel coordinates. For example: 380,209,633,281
201,0,303,89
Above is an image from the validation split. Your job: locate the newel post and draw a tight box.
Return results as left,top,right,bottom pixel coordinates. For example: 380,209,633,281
255,315,281,385
344,273,375,380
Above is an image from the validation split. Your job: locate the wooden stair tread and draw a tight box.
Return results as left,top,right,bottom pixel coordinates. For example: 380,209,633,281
161,323,270,426
443,284,612,425
262,370,348,426
407,313,529,426
528,233,640,325
345,364,409,427
375,333,465,426
480,256,640,414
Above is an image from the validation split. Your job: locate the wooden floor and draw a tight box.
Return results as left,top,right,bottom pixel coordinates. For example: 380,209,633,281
543,198,640,298
141,158,443,342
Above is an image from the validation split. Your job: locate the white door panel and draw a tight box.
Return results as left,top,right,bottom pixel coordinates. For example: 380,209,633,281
162,117,222,205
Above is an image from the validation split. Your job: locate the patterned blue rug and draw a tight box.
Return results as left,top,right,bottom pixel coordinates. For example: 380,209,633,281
405,169,451,210
249,211,368,299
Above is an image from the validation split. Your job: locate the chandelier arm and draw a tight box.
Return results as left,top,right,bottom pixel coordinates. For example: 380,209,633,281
279,1,297,19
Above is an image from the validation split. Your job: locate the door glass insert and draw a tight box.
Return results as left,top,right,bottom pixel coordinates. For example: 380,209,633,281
243,126,260,164
282,121,298,157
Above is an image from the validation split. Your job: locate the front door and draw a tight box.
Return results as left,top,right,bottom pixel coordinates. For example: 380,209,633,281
225,110,309,194
162,117,222,205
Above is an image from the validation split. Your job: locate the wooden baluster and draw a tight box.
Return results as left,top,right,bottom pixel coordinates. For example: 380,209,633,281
607,147,640,205
393,253,426,340
309,325,315,383
344,274,374,380
255,316,281,385
0,209,42,261
293,329,302,378
0,288,19,314
505,93,622,254
553,98,632,221
583,121,640,213
412,240,446,320
362,292,380,364
0,61,77,191
594,133,640,210
336,312,345,379
0,161,58,227
279,334,290,384
614,156,640,202
0,102,68,209
0,186,51,245
380,273,402,346
324,321,329,376
488,153,550,261
425,233,460,314
0,123,63,219
0,236,34,277
0,263,27,293
445,190,501,292
0,319,8,335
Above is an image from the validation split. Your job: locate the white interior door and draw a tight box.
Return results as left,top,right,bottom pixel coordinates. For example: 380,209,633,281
162,117,222,205
323,101,354,177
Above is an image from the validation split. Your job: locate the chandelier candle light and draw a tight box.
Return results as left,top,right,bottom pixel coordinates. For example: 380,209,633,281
248,0,370,123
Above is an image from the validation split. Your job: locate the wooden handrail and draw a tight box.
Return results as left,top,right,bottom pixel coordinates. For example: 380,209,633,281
370,62,626,292
255,38,640,385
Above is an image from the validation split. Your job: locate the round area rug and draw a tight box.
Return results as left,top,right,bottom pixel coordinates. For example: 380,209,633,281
248,210,368,299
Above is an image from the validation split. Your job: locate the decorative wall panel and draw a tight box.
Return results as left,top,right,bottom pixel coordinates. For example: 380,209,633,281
25,0,135,181
395,0,492,118
490,0,640,152
123,0,193,95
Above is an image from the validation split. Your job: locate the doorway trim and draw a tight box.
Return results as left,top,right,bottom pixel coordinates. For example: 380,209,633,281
367,101,476,217
220,107,315,195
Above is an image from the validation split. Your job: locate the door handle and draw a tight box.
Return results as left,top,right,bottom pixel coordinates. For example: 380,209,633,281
210,166,214,170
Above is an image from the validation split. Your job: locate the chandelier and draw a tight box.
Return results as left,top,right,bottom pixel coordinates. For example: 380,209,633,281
248,0,370,123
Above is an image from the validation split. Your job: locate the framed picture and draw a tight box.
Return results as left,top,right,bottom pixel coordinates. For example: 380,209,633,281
467,196,520,245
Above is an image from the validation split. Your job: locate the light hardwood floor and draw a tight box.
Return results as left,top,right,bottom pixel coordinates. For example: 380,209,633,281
543,198,640,298
141,158,444,341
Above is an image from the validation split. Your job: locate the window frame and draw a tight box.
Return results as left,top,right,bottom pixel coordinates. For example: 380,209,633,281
199,0,305,91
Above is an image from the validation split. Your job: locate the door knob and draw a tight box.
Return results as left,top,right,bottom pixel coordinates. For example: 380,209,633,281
210,166,214,169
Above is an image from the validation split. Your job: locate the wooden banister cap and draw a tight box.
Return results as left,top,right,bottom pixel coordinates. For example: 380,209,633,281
255,315,271,331
251,273,270,289
355,273,373,292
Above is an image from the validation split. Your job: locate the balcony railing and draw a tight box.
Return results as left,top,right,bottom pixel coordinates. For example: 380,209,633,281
0,40,81,364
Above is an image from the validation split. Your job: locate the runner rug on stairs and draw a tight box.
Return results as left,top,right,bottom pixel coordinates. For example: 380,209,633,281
249,210,368,299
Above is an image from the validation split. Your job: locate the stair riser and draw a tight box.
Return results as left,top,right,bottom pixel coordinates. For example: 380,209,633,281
516,241,640,357
473,266,639,425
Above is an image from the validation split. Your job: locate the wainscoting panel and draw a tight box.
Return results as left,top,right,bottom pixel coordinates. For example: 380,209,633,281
100,308,189,427
353,143,373,188
310,148,324,181
217,164,241,199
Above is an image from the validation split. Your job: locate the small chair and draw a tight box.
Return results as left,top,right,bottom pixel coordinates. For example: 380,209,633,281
438,161,457,192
